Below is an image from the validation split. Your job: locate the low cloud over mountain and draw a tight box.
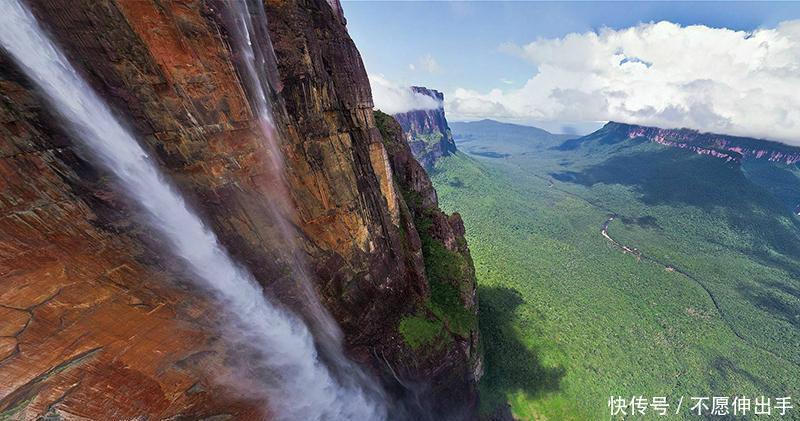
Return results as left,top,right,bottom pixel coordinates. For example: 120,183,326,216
369,74,441,114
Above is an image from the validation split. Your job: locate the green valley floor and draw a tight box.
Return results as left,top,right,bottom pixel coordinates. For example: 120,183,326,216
432,123,800,419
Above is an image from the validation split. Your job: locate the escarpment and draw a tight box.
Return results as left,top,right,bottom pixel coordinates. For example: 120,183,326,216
392,87,458,170
563,121,800,165
0,0,479,419
374,110,481,415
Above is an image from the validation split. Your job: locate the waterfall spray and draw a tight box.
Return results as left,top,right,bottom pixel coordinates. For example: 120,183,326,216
219,0,386,394
220,0,346,352
0,1,386,419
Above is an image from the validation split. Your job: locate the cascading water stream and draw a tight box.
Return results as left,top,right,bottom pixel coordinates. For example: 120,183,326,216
221,0,346,355
219,1,387,399
0,1,386,420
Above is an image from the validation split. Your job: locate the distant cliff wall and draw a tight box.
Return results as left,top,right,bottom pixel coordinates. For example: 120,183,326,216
393,87,458,170
599,122,800,165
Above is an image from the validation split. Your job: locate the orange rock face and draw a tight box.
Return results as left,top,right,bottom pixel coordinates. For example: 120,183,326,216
0,64,264,418
1,0,480,418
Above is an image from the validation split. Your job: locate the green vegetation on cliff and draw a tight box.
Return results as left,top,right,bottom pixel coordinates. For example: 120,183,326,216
374,110,403,148
399,315,446,350
419,220,476,338
397,210,476,349
376,110,478,352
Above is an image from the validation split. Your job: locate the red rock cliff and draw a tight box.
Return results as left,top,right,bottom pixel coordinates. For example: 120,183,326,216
0,0,479,419
610,122,800,165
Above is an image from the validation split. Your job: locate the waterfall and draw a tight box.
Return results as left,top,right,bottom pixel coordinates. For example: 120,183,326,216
219,0,387,397
221,0,346,354
0,1,386,420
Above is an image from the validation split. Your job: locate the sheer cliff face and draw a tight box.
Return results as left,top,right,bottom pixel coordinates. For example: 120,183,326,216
392,87,458,170
606,122,800,165
374,111,481,415
0,0,478,419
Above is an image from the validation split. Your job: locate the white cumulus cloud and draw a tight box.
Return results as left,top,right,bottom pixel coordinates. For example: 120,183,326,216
447,20,800,144
369,74,441,114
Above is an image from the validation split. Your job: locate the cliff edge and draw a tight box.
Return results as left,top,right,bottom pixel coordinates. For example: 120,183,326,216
0,0,479,419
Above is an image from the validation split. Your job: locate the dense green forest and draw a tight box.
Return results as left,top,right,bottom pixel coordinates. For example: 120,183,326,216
433,121,800,419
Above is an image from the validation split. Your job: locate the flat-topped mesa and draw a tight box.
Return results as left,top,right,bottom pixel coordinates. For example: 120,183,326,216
392,86,458,170
606,121,800,165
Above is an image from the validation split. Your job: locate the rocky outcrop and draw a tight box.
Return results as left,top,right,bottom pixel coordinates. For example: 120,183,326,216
375,110,481,416
568,121,800,165
266,3,481,416
393,87,458,170
0,0,478,419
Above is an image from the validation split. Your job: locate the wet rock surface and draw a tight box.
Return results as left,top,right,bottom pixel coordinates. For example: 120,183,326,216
0,0,480,418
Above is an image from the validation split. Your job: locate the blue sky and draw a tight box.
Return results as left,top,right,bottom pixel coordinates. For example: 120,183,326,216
344,1,800,93
342,2,800,139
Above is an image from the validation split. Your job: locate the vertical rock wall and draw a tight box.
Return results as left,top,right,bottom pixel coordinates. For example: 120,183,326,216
392,87,458,170
0,0,480,418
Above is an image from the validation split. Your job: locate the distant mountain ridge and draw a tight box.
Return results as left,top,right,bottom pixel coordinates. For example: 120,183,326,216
392,86,457,170
452,119,574,142
561,121,800,165
450,119,575,159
